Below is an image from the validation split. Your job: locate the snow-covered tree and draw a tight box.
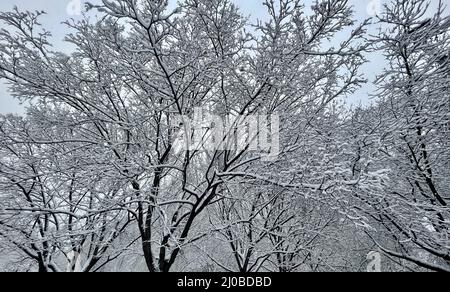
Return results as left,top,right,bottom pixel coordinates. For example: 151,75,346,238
0,109,133,272
0,0,368,272
346,0,450,272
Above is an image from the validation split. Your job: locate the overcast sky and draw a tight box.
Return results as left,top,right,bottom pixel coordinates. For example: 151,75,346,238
0,0,396,114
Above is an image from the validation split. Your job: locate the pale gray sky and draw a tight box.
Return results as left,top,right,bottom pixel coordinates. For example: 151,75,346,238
0,0,390,114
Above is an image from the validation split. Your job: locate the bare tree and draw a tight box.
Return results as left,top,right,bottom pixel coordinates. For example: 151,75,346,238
0,0,370,272
0,110,133,272
345,0,450,272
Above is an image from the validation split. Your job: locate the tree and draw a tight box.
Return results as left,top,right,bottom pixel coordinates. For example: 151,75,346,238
0,0,368,272
0,109,133,272
346,0,450,272
208,185,343,272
